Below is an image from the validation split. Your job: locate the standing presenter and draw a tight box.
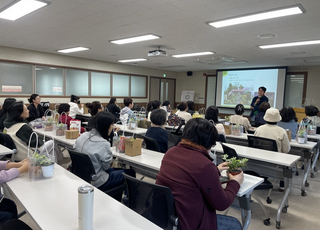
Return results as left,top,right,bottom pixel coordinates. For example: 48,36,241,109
250,86,268,120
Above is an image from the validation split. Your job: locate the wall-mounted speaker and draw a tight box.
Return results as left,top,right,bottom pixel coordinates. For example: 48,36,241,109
187,71,193,76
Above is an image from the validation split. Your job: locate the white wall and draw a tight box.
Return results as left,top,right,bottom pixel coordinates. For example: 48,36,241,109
0,46,178,104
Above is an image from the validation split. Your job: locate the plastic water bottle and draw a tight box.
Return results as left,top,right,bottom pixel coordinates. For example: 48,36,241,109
78,185,94,230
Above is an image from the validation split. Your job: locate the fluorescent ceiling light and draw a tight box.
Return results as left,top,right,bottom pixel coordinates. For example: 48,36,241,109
49,67,57,69
117,58,147,63
259,40,320,49
0,0,50,21
208,5,304,28
172,51,214,58
57,47,90,53
110,34,160,45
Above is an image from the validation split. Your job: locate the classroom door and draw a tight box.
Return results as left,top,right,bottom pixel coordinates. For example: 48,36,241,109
284,73,308,108
149,77,175,105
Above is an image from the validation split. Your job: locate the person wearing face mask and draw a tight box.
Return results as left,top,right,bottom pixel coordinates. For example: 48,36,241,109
68,94,84,119
250,86,268,121
4,101,43,161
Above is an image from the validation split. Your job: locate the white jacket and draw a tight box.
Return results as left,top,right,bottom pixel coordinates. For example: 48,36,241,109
68,102,83,119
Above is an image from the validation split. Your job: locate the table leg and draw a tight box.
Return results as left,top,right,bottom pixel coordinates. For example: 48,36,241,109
276,176,292,229
239,194,251,230
310,141,319,178
301,151,311,196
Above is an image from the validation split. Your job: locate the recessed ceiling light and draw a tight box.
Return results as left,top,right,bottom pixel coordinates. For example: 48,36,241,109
259,40,320,49
57,47,90,53
291,51,306,54
258,34,276,39
208,4,304,28
117,58,147,63
110,34,160,45
172,51,214,58
0,0,50,21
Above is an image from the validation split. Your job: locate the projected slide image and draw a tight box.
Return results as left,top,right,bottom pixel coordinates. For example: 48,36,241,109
223,83,253,107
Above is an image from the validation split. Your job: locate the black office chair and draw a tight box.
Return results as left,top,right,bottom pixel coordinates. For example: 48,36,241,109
122,173,179,230
221,143,272,226
0,132,17,159
317,126,320,134
247,136,278,152
68,149,126,202
142,135,161,152
250,120,265,128
0,219,32,230
217,134,226,143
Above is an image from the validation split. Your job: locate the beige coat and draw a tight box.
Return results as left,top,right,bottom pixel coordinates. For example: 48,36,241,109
230,115,251,132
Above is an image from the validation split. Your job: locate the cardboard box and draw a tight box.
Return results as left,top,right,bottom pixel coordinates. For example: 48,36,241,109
286,129,292,142
65,130,79,139
125,138,143,157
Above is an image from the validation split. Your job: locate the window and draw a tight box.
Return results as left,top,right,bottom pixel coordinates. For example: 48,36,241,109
91,72,111,96
131,76,146,97
112,74,129,97
36,66,63,95
284,73,307,107
0,62,32,95
66,69,89,96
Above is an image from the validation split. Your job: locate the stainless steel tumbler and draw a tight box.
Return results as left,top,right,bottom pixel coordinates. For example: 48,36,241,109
78,185,94,230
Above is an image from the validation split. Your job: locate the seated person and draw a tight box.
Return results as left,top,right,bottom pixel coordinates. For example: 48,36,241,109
0,98,16,132
303,105,320,126
4,101,44,161
86,101,103,128
175,102,192,123
74,111,135,192
58,104,85,134
106,97,120,118
120,97,137,124
255,102,270,124
186,100,195,116
0,159,29,224
277,106,298,139
156,118,243,230
145,109,168,153
68,94,84,119
161,101,171,113
27,94,45,122
146,101,158,121
254,108,291,153
230,104,251,132
205,106,226,137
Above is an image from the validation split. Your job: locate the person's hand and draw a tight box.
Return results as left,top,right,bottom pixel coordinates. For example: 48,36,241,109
250,106,253,110
114,127,120,133
218,162,229,173
144,118,148,121
80,103,84,108
42,116,45,120
18,160,29,174
228,171,244,185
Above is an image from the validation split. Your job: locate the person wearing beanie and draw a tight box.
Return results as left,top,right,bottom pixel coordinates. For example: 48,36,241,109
254,108,291,154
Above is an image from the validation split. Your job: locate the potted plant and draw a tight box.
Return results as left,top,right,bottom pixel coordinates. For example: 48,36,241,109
297,129,306,144
44,117,54,131
128,118,137,130
34,153,54,178
222,154,248,175
55,123,66,136
224,115,231,125
308,124,316,135
231,124,242,136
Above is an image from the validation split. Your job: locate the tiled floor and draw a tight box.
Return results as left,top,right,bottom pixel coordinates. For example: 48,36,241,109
11,160,320,230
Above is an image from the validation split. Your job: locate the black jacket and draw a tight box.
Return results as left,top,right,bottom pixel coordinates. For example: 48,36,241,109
106,103,120,117
27,103,44,122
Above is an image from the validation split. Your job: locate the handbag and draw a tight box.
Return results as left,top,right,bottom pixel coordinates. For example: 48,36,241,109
167,122,184,149
167,114,184,127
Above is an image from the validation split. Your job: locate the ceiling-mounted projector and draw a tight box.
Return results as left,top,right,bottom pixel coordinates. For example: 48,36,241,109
148,47,167,57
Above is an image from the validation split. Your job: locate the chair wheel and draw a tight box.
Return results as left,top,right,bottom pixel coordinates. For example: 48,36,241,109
305,181,309,187
301,165,304,170
311,173,315,178
263,218,270,226
295,171,299,176
266,198,272,204
301,190,307,196
314,167,318,172
282,207,287,213
276,221,281,229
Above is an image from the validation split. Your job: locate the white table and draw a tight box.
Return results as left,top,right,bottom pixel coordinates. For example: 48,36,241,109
33,128,76,149
0,144,14,156
306,134,320,178
5,164,162,230
213,142,301,229
112,147,263,230
114,124,147,137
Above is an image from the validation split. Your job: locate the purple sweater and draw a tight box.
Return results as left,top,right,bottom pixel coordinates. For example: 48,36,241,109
156,143,240,230
0,161,20,184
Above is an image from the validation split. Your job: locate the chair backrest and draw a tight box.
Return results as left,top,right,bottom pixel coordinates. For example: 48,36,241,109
317,126,320,135
221,143,239,159
250,120,264,127
247,136,278,152
122,173,178,230
67,149,96,183
217,134,226,143
142,135,161,152
0,132,16,150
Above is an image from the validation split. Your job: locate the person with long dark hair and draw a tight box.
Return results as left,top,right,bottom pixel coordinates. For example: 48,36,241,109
106,97,120,118
4,101,43,161
58,103,85,133
27,94,45,122
74,111,135,192
68,94,84,119
186,100,195,116
156,118,243,230
0,98,16,132
205,106,225,137
278,106,298,139
146,101,158,121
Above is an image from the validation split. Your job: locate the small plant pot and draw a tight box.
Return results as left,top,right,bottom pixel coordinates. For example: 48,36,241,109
128,122,136,130
232,130,241,136
44,125,53,131
229,170,242,176
308,129,316,135
56,129,65,136
225,122,230,126
298,137,305,144
41,164,54,178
